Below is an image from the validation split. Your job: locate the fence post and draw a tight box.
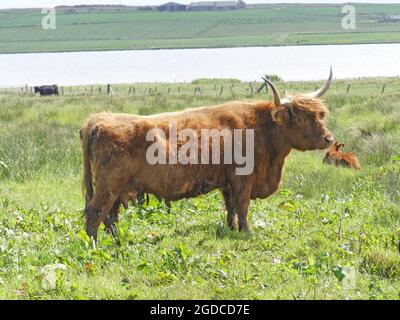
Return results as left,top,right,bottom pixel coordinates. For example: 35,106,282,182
346,84,351,94
381,84,386,94
256,82,266,94
220,85,224,95
107,84,114,96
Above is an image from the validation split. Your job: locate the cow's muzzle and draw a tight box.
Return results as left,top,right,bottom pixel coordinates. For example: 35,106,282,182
322,135,335,148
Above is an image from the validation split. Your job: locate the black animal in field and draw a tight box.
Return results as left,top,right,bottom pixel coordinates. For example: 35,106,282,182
34,85,59,96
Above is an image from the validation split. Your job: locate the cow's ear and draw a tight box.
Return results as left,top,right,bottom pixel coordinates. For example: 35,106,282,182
272,107,289,125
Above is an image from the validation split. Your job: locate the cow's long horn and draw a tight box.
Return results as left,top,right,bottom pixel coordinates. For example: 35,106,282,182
261,77,281,107
308,67,333,98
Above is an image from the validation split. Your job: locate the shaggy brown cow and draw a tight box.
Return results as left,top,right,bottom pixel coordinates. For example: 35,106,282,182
80,70,335,240
323,141,361,169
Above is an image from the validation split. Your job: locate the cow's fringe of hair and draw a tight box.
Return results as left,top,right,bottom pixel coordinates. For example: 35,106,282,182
290,95,329,114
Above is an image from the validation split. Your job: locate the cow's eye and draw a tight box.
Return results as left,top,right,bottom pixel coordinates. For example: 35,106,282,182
319,112,326,119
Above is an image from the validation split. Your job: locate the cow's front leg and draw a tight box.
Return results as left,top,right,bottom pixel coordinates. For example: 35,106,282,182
221,186,238,230
232,181,252,233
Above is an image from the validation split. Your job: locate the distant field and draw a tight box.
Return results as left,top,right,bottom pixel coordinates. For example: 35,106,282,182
2,4,400,53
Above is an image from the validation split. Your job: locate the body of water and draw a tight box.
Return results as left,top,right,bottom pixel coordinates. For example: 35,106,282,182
0,43,398,87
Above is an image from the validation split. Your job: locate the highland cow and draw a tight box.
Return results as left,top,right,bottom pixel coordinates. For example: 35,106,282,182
80,69,335,240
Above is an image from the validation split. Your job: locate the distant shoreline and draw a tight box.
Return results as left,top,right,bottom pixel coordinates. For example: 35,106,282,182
2,40,400,55
0,3,389,11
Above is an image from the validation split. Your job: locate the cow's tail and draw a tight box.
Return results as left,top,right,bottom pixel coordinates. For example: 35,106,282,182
80,126,94,210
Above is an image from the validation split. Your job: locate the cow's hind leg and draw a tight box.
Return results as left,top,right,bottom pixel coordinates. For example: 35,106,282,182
156,195,172,214
165,200,172,214
136,191,146,207
85,188,116,241
104,199,121,238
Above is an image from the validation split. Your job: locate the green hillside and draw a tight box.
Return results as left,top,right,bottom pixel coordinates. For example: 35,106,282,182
1,4,400,53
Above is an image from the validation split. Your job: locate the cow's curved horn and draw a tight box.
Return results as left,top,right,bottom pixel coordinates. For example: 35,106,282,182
307,67,333,99
261,77,281,107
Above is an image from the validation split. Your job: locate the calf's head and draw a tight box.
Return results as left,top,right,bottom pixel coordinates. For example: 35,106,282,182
263,68,334,151
330,141,345,152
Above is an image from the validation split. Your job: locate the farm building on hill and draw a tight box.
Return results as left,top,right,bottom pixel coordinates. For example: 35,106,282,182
379,15,400,23
158,2,187,12
190,1,246,11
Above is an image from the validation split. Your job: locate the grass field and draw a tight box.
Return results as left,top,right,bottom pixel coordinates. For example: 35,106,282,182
0,77,400,299
2,4,400,53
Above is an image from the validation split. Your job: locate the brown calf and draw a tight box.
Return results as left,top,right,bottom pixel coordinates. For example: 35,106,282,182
323,141,361,169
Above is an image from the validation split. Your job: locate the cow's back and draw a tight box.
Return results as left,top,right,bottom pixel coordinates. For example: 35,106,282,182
81,102,260,201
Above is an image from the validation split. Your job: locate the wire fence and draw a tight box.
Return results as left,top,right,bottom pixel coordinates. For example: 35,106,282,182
1,79,399,97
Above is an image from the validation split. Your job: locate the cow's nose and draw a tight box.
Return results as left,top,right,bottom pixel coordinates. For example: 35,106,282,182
325,135,334,144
